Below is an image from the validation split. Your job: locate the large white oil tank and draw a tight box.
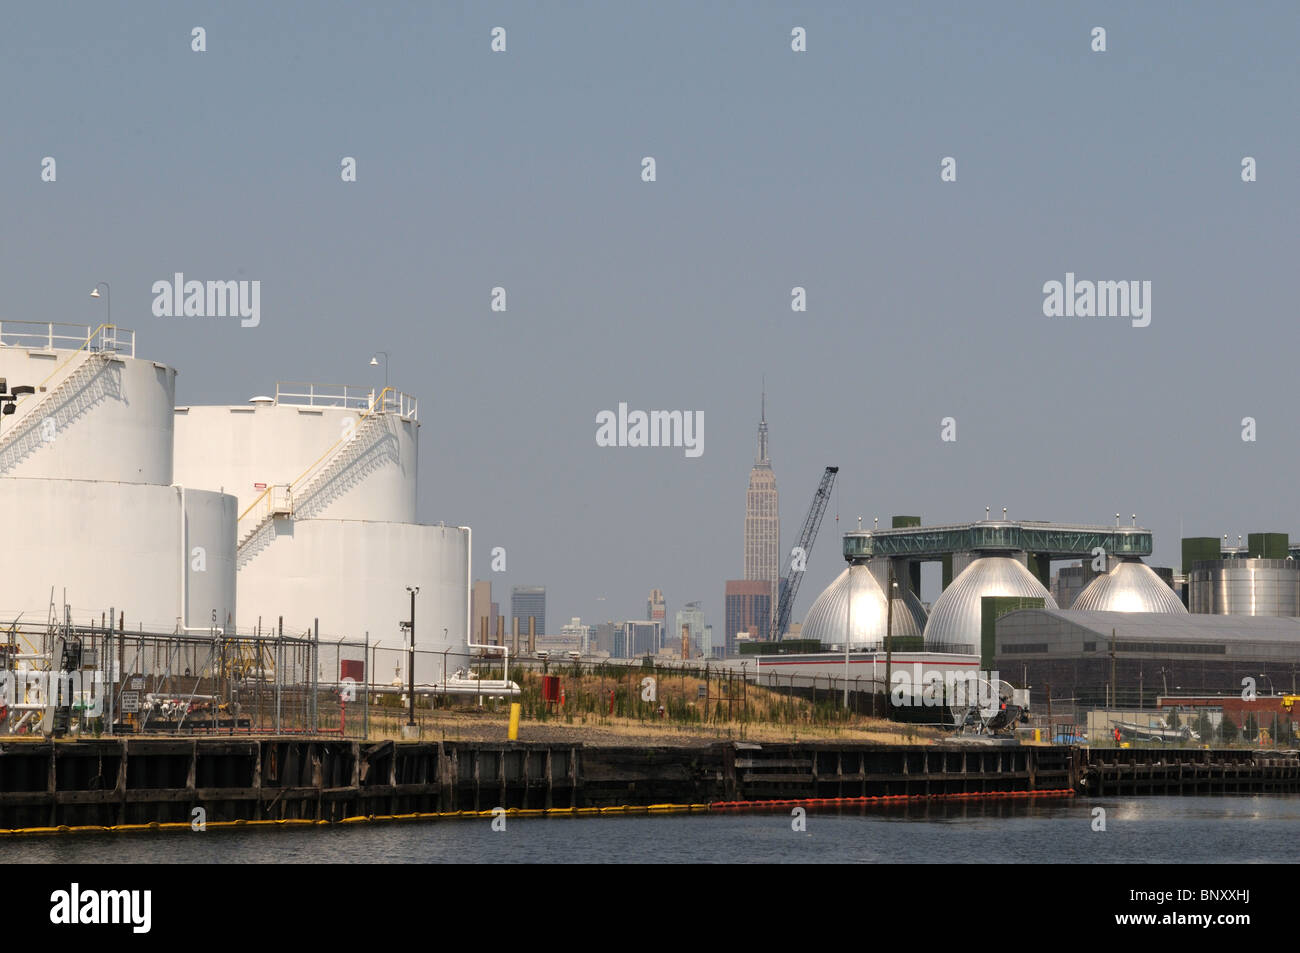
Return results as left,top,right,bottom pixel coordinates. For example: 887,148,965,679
0,480,236,631
0,324,175,484
234,521,470,682
174,382,470,676
0,323,236,631
173,383,417,523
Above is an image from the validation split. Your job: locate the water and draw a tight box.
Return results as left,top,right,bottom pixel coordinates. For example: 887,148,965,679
8,796,1297,863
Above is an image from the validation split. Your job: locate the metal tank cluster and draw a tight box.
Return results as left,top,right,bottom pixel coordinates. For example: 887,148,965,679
798,515,1206,655
0,323,469,682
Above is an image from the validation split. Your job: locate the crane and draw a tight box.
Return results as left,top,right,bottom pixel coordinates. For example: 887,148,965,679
770,466,838,641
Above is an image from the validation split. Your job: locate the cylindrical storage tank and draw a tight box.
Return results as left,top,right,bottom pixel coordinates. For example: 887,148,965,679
1072,559,1187,613
1188,559,1300,616
173,396,418,523
924,555,1057,652
0,479,236,630
181,487,239,629
800,565,927,648
0,336,175,484
233,520,470,683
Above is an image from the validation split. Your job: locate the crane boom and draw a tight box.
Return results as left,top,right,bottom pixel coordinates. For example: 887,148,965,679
771,466,838,641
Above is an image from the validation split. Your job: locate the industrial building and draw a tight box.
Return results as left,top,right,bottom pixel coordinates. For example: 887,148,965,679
799,516,1153,652
992,610,1300,706
789,514,1300,710
988,533,1300,705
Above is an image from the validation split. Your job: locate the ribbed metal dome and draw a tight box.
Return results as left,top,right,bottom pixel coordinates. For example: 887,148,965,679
801,565,927,647
1072,559,1187,613
923,556,1057,651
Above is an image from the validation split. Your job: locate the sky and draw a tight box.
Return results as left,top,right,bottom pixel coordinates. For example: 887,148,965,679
2,1,1296,635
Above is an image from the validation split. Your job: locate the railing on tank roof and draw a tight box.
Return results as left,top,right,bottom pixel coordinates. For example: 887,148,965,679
274,381,417,420
236,386,414,544
0,321,135,357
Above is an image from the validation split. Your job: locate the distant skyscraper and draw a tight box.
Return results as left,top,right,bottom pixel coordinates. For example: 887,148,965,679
647,588,666,646
724,580,773,656
744,387,779,634
593,621,618,656
510,585,546,637
675,601,707,658
622,621,663,658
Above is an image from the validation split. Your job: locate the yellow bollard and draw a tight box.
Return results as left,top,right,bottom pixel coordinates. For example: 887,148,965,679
508,702,521,740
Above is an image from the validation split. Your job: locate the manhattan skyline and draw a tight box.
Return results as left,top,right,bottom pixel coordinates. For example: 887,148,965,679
2,2,1295,634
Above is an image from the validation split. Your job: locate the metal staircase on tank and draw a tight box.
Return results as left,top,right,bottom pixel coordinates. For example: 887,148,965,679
0,324,131,475
235,386,409,570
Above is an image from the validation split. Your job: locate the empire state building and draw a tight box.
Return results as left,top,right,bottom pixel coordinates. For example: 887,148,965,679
744,390,779,626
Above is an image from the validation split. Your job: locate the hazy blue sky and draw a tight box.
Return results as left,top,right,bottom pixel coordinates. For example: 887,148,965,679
3,2,1296,633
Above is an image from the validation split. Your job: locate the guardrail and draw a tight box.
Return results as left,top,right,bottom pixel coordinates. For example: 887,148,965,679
274,381,418,420
0,322,134,357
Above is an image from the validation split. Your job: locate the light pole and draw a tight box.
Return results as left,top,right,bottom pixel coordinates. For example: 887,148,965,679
843,564,853,708
885,566,896,714
90,282,110,328
405,586,419,727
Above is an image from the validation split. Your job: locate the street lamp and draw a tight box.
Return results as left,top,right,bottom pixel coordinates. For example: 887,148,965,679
369,351,390,390
405,586,419,727
89,282,110,328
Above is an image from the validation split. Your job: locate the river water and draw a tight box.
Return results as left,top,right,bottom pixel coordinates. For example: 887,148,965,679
9,796,1297,863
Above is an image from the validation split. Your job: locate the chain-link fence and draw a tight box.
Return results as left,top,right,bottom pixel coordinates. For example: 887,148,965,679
0,619,492,740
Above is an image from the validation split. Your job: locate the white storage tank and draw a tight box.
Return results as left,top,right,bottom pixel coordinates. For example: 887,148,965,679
173,381,471,676
0,324,175,484
0,480,236,631
173,383,418,524
0,323,237,632
234,521,470,683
